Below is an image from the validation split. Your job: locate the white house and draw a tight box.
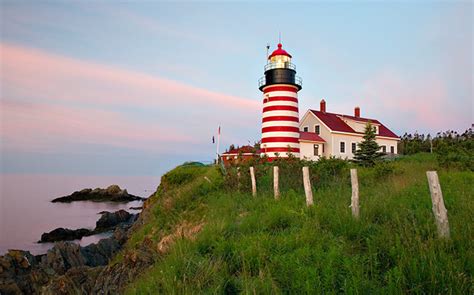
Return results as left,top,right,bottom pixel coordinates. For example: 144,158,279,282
298,99,399,160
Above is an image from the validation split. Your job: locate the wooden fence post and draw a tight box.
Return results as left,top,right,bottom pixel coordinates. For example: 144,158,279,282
350,169,360,219
273,166,280,200
426,171,450,238
237,167,241,191
250,167,257,197
302,167,313,206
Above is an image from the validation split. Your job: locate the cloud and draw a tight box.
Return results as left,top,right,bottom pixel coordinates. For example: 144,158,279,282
1,43,259,112
357,69,470,134
0,43,260,155
0,99,194,153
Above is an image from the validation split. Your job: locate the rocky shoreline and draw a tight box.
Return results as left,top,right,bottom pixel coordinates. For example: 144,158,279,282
38,210,137,243
0,186,148,294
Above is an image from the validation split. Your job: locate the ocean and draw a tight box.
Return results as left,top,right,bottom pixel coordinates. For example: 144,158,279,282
0,174,160,255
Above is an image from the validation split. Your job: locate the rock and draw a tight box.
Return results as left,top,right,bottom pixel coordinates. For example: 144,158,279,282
129,206,143,210
0,250,46,294
39,228,93,243
106,184,121,194
81,237,121,267
41,266,102,295
51,186,145,203
40,242,86,276
95,210,136,231
1,209,139,294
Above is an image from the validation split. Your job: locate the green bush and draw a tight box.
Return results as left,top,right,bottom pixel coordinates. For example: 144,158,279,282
373,162,395,178
435,140,474,171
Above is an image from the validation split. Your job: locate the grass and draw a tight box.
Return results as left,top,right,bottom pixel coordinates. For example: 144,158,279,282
122,153,473,294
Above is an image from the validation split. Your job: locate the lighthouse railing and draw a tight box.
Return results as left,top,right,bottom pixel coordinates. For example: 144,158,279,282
295,76,303,87
264,61,296,72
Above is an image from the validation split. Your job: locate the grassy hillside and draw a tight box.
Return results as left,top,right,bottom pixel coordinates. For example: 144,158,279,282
121,154,473,293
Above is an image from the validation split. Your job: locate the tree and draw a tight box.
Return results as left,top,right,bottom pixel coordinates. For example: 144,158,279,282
353,121,384,166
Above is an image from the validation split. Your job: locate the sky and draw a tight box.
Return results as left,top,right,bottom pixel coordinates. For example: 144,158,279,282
0,1,472,176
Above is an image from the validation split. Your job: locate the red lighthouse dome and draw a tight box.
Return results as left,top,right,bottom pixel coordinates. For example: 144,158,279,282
268,43,292,59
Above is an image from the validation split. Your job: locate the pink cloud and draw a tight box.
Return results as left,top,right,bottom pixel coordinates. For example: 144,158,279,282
0,43,259,112
1,100,195,153
1,43,261,154
356,69,469,134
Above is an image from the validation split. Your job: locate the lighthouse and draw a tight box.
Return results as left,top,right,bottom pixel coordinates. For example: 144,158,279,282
259,43,302,160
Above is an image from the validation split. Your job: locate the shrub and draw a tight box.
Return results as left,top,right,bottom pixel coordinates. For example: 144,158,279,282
373,162,395,178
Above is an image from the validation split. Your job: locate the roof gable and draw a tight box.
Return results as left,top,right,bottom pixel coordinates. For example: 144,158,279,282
309,110,398,138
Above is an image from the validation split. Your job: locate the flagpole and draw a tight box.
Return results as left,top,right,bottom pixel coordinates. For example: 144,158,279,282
216,125,220,164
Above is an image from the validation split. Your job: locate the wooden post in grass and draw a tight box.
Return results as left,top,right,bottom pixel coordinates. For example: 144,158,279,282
273,166,280,200
426,171,450,238
250,166,257,197
237,167,241,191
302,167,313,206
350,169,360,219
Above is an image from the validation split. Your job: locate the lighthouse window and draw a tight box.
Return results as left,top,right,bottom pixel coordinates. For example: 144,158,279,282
313,144,319,156
315,125,320,134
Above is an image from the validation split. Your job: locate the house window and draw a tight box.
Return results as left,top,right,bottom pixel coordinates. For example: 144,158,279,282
381,146,386,153
315,125,320,135
303,126,309,132
340,142,345,153
313,144,319,156
352,142,357,153
390,146,395,154
322,144,324,153
374,126,379,134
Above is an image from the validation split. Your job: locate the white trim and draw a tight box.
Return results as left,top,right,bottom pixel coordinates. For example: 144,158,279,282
331,130,399,140
304,111,333,133
307,111,399,140
299,109,313,124
299,139,325,143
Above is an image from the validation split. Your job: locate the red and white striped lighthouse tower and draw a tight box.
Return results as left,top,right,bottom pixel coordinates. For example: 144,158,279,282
259,43,302,160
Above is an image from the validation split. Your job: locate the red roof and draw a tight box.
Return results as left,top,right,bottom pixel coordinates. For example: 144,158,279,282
299,131,326,142
222,145,260,155
268,43,292,59
309,110,399,138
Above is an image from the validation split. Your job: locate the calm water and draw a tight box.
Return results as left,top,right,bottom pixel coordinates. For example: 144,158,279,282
0,174,160,255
